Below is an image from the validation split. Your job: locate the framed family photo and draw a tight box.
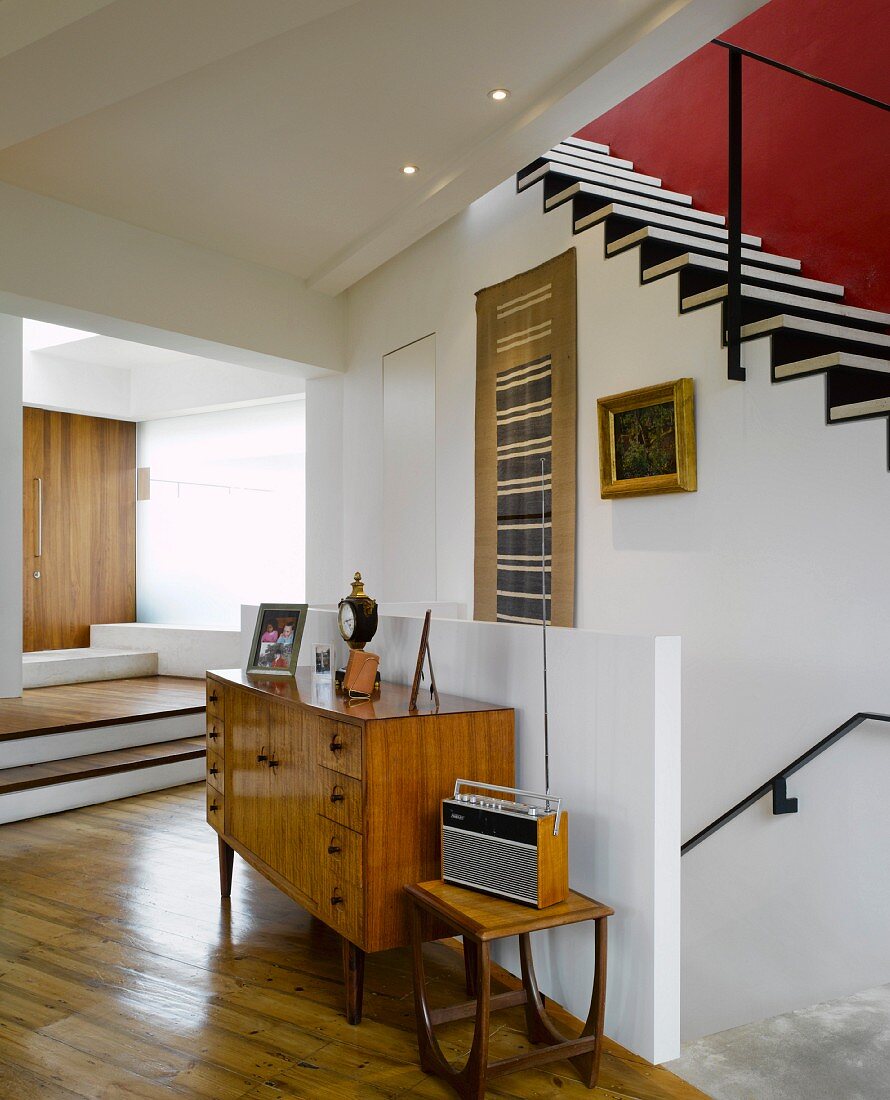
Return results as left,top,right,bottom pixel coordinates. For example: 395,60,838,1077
247,604,308,676
597,377,697,498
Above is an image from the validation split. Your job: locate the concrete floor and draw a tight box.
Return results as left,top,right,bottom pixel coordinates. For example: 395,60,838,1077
667,983,890,1100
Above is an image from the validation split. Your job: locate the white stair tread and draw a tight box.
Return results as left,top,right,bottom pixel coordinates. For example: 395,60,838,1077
742,314,890,349
561,135,611,156
830,396,890,419
607,226,801,271
538,165,695,209
23,647,159,689
774,352,890,379
575,202,762,247
547,146,660,186
547,141,638,176
644,253,844,297
684,283,890,327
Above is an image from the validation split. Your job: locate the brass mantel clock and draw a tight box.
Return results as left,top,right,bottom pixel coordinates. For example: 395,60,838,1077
337,572,378,651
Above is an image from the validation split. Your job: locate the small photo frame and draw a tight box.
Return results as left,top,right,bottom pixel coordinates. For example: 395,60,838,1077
247,604,307,677
597,377,697,499
314,643,333,679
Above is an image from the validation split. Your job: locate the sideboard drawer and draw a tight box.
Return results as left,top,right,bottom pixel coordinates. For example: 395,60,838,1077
317,767,363,833
206,714,225,748
317,720,362,779
320,822,363,887
206,785,224,831
206,682,225,720
206,748,225,792
320,875,363,944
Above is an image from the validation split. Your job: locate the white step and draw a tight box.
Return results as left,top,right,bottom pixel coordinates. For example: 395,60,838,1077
830,396,890,420
22,647,159,688
607,226,802,272
538,168,695,210
561,135,611,156
774,351,890,379
2,712,204,768
683,284,890,328
575,201,762,247
644,253,844,298
0,757,205,825
742,314,890,351
550,142,643,176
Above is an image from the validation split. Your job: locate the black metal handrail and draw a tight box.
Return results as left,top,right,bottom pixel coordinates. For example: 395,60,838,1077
712,39,890,382
682,711,890,855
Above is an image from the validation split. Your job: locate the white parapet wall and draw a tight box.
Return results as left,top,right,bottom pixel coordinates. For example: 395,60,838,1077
239,604,682,1064
91,622,240,679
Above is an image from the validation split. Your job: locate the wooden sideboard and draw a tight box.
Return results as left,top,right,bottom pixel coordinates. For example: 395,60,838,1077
205,668,515,1023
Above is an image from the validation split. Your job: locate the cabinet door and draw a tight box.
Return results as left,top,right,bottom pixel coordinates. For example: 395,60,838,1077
226,689,276,869
268,701,319,904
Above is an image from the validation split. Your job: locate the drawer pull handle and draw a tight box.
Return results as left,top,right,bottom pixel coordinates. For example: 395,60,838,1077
208,729,219,740
209,766,219,776
329,736,343,753
257,753,268,763
209,691,219,704
330,788,345,803
330,895,344,906
327,844,341,854
209,801,219,812
268,756,279,769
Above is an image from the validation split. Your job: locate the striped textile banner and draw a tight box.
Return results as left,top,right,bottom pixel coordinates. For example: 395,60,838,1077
474,249,576,626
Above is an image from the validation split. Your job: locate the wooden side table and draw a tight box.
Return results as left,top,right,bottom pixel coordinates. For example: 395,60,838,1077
405,880,614,1100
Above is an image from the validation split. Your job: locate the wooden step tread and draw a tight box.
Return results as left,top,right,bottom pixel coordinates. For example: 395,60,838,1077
607,226,802,272
0,676,206,741
830,396,890,420
742,314,890,349
644,253,844,297
536,161,692,206
0,737,206,795
547,144,657,183
774,351,890,379
574,201,762,247
683,283,890,328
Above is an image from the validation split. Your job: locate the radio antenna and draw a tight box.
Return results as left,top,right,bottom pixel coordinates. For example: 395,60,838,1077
541,457,550,806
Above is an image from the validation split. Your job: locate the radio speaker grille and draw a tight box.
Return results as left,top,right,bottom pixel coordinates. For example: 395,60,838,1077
442,826,539,905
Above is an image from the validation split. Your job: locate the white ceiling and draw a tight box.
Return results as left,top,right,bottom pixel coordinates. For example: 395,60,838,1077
0,0,766,297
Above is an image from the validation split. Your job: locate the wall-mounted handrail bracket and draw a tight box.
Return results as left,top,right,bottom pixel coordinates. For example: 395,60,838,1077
771,776,798,815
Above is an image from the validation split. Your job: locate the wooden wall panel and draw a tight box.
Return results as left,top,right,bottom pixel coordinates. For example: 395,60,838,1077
23,409,135,652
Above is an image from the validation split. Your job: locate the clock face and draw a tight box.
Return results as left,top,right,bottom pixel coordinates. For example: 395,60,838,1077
338,602,356,639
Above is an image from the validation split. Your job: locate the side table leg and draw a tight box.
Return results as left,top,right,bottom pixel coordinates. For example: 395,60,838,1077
463,936,479,997
518,933,551,1044
218,837,234,898
409,905,491,1100
573,915,608,1088
342,938,366,1025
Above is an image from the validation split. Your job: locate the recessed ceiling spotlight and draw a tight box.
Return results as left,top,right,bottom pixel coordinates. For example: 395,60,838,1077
488,88,510,101
402,164,418,175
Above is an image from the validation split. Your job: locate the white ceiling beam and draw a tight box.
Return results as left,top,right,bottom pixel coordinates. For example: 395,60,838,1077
308,0,769,296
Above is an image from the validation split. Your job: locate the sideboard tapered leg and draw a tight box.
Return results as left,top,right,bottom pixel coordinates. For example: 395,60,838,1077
218,837,234,898
343,938,366,1025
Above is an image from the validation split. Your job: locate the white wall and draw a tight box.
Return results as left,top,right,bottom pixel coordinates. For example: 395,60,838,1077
382,334,436,602
0,314,23,696
241,604,681,1064
138,401,305,628
304,175,890,1045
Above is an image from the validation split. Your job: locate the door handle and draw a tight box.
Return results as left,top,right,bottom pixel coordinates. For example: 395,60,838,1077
34,478,43,557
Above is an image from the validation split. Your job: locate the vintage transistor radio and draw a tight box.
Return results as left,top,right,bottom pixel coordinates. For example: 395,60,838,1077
441,780,568,908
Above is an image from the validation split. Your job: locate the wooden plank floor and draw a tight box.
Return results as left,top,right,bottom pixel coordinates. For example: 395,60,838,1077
0,677,205,740
0,784,709,1100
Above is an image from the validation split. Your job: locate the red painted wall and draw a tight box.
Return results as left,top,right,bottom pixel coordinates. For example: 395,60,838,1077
577,0,890,311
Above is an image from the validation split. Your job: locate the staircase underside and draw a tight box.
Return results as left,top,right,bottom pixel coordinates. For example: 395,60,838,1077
518,136,890,468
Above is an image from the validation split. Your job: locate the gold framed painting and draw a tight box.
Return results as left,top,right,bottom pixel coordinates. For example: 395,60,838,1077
597,378,697,498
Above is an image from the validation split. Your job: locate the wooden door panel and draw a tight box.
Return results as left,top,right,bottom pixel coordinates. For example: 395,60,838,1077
226,690,275,868
269,701,319,904
22,409,135,651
